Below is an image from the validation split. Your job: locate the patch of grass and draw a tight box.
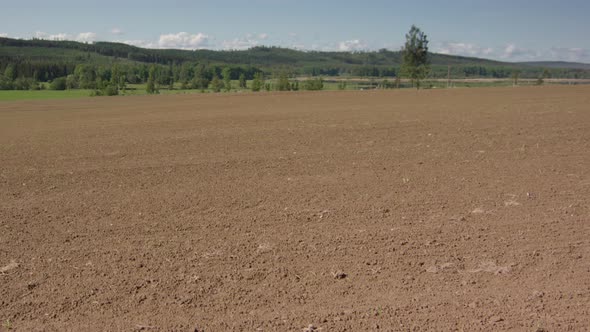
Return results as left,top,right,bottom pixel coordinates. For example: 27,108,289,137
0,78,552,102
0,90,92,102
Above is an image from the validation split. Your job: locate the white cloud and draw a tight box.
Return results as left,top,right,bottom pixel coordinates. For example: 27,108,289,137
437,42,493,58
76,32,97,43
0,32,7,38
119,39,156,48
338,39,367,52
111,28,124,36
17,30,590,63
33,31,97,43
221,33,269,50
290,43,306,50
547,47,589,62
499,43,541,61
157,32,210,49
35,31,68,40
123,32,212,50
308,43,337,52
434,41,590,62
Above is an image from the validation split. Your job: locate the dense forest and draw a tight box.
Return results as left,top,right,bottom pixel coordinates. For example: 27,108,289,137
1,36,589,93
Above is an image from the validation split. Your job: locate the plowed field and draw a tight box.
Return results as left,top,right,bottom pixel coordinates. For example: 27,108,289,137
1,86,589,331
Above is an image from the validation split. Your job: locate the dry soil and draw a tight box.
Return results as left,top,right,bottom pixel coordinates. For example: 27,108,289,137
1,87,589,331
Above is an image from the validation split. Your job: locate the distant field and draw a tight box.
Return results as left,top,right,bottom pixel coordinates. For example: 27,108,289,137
0,89,93,101
0,87,206,101
2,78,589,101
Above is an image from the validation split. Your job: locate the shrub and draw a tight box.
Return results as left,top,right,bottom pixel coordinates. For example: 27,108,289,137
103,84,119,96
14,77,37,90
210,75,223,92
0,76,13,90
251,72,264,92
276,73,291,91
303,77,324,91
66,75,78,89
50,77,67,90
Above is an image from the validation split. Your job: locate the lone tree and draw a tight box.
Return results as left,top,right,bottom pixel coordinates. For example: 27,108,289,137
251,72,264,92
238,73,247,89
210,74,223,93
222,67,232,92
401,25,430,89
146,65,158,94
276,72,291,91
512,70,521,86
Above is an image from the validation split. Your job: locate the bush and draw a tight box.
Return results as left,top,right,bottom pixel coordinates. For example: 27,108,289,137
90,83,119,97
50,77,67,90
14,77,37,90
31,81,43,90
103,84,119,96
66,75,78,89
276,73,291,91
303,77,324,91
0,76,14,90
251,72,264,92
209,75,223,92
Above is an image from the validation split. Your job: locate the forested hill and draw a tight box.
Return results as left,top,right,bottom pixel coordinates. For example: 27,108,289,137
517,61,590,70
0,36,506,67
1,36,589,85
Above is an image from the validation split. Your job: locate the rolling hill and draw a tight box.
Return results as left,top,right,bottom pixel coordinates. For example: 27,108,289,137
1,37,589,81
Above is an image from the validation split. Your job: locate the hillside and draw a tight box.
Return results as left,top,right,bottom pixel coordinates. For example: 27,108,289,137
518,61,590,70
1,37,589,84
0,37,506,67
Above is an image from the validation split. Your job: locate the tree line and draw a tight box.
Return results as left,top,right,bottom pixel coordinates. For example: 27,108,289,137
1,30,589,93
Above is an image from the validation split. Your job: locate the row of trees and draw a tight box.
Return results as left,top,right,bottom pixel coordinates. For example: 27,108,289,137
0,61,267,91
0,60,326,94
144,66,324,94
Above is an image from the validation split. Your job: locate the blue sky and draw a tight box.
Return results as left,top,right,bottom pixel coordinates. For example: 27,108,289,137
2,0,589,62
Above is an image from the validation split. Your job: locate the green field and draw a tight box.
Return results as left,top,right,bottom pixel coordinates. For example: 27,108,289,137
1,79,581,102
0,89,94,101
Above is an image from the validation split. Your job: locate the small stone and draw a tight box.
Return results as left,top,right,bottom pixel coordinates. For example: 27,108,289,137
0,260,19,274
303,324,317,332
333,271,347,279
439,263,454,270
489,316,504,324
471,207,485,214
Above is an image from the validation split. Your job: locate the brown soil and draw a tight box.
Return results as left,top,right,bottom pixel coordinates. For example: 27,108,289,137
1,86,589,331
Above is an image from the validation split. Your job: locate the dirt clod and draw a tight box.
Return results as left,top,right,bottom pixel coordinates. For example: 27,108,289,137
489,316,504,324
0,261,19,274
303,324,318,332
